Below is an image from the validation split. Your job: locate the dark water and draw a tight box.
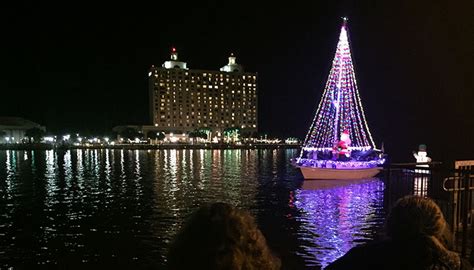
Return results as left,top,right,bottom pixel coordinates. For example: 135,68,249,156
0,149,386,269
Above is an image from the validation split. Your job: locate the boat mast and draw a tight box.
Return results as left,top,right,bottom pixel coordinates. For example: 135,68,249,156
301,17,378,152
332,17,348,144
333,66,342,144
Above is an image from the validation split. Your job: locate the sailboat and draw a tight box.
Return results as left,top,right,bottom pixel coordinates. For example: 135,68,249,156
295,18,386,180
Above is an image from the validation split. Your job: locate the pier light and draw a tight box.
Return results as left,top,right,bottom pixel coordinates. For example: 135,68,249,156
43,136,55,142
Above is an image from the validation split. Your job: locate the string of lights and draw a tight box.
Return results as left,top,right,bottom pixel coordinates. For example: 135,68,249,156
302,21,376,151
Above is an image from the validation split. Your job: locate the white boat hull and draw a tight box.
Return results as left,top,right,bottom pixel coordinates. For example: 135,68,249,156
299,166,381,180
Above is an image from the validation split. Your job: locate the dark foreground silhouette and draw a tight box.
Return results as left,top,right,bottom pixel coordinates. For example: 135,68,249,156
167,202,281,270
326,195,472,270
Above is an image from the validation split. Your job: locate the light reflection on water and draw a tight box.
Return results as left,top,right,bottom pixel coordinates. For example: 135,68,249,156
0,149,386,269
294,179,385,268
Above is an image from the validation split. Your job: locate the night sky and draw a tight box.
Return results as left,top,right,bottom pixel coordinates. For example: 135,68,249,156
1,1,472,162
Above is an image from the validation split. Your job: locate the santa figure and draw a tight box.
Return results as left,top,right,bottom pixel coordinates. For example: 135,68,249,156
333,130,351,159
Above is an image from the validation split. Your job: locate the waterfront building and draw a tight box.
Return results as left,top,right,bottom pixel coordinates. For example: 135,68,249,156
0,117,46,143
148,48,258,139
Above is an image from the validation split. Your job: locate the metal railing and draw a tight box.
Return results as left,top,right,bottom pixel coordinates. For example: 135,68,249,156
383,161,474,257
445,161,474,258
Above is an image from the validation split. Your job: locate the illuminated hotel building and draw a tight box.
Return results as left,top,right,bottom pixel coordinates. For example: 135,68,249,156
148,48,258,136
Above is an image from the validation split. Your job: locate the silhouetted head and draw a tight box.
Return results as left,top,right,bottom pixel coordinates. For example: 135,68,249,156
167,202,280,270
387,195,452,248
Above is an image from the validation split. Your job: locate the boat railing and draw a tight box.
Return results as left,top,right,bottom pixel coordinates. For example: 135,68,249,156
296,158,383,169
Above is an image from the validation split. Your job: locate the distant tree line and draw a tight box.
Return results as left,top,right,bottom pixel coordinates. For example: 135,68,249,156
25,128,46,143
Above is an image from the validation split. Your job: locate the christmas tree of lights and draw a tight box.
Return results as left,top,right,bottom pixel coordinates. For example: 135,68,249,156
302,18,376,154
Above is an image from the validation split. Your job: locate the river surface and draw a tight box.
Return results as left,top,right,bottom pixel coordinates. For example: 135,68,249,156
0,149,386,269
